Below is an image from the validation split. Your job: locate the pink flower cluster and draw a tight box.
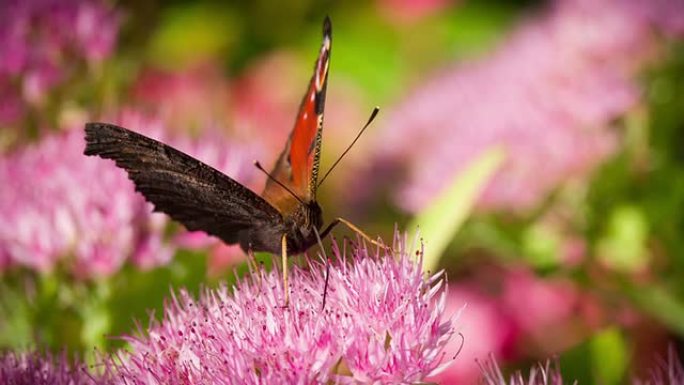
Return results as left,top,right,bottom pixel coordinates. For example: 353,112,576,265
131,63,233,134
0,128,169,277
427,267,587,384
479,356,567,385
479,347,684,385
0,112,258,278
0,0,119,124
117,234,455,384
377,0,452,24
0,350,114,385
634,348,684,385
367,0,684,214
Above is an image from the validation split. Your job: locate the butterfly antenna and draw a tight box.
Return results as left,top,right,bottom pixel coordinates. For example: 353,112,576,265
318,106,380,188
254,161,306,205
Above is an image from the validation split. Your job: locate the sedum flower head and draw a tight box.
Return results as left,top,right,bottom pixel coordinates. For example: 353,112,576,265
117,232,455,384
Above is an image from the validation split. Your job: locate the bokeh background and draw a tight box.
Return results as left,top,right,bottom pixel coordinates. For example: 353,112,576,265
1,0,684,383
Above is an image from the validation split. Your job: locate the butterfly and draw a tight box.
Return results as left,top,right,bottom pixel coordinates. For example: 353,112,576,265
84,17,380,304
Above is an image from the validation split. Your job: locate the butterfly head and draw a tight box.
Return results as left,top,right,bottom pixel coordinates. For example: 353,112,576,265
282,199,323,253
298,200,323,236
306,200,324,232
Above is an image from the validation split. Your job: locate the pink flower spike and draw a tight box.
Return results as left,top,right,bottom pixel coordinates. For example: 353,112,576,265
116,231,457,384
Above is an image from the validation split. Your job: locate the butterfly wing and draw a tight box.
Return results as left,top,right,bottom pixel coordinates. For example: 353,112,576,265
262,17,332,212
84,122,283,246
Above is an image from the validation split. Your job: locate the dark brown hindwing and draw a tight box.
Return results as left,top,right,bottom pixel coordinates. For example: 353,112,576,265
84,123,283,245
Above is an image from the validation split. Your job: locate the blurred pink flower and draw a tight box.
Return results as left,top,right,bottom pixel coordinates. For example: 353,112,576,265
0,350,114,385
0,112,257,278
232,52,311,160
365,0,684,214
427,284,517,384
501,269,583,352
132,63,233,133
131,54,300,166
634,348,684,385
0,129,168,278
479,346,684,385
427,267,594,383
0,0,119,111
204,243,245,275
378,0,453,24
0,79,24,127
479,356,567,385
117,233,455,384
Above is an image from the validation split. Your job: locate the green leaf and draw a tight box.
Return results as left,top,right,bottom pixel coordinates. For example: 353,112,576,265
0,282,33,349
409,147,505,271
522,223,561,269
79,282,112,350
443,1,521,57
627,284,684,337
148,4,238,69
332,16,404,101
589,328,628,385
596,205,650,273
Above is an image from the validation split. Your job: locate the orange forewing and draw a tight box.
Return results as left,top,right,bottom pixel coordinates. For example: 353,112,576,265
262,17,332,213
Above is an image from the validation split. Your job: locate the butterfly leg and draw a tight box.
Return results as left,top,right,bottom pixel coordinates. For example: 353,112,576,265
322,217,391,251
322,261,331,311
246,248,263,289
281,234,289,307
